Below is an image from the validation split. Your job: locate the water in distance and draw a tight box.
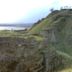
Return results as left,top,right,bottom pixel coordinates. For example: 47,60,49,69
0,24,33,30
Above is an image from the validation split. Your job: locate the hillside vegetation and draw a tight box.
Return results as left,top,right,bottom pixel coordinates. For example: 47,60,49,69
29,9,72,55
0,9,72,72
28,9,72,71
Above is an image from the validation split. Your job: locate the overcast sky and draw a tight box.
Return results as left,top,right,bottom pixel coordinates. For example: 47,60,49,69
0,0,72,24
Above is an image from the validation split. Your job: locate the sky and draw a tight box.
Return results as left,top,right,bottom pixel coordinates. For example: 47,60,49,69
0,0,72,24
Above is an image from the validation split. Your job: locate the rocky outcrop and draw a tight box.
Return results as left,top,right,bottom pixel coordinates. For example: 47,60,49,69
0,37,64,72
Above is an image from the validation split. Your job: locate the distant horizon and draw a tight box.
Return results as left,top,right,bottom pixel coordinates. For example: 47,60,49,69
0,24,32,30
0,24,33,27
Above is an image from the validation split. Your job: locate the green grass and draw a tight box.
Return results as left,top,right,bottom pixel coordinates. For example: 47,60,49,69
29,9,70,34
28,9,72,71
0,30,26,38
58,68,72,72
0,9,72,72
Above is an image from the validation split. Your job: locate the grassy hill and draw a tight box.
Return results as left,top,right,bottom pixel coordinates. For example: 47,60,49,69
29,9,72,34
29,9,72,55
28,9,72,71
0,9,72,72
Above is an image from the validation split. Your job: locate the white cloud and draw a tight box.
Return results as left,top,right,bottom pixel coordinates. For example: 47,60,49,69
0,0,55,23
59,0,72,7
0,0,71,23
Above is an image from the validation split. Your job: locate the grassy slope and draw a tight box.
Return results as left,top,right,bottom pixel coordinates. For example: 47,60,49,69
0,9,72,71
29,10,68,34
0,30,26,38
29,9,72,54
29,9,72,71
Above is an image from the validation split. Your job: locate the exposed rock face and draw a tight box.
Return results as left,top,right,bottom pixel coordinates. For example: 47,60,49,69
0,37,64,72
40,28,58,44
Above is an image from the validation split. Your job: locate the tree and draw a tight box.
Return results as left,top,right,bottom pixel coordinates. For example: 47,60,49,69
50,8,54,12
